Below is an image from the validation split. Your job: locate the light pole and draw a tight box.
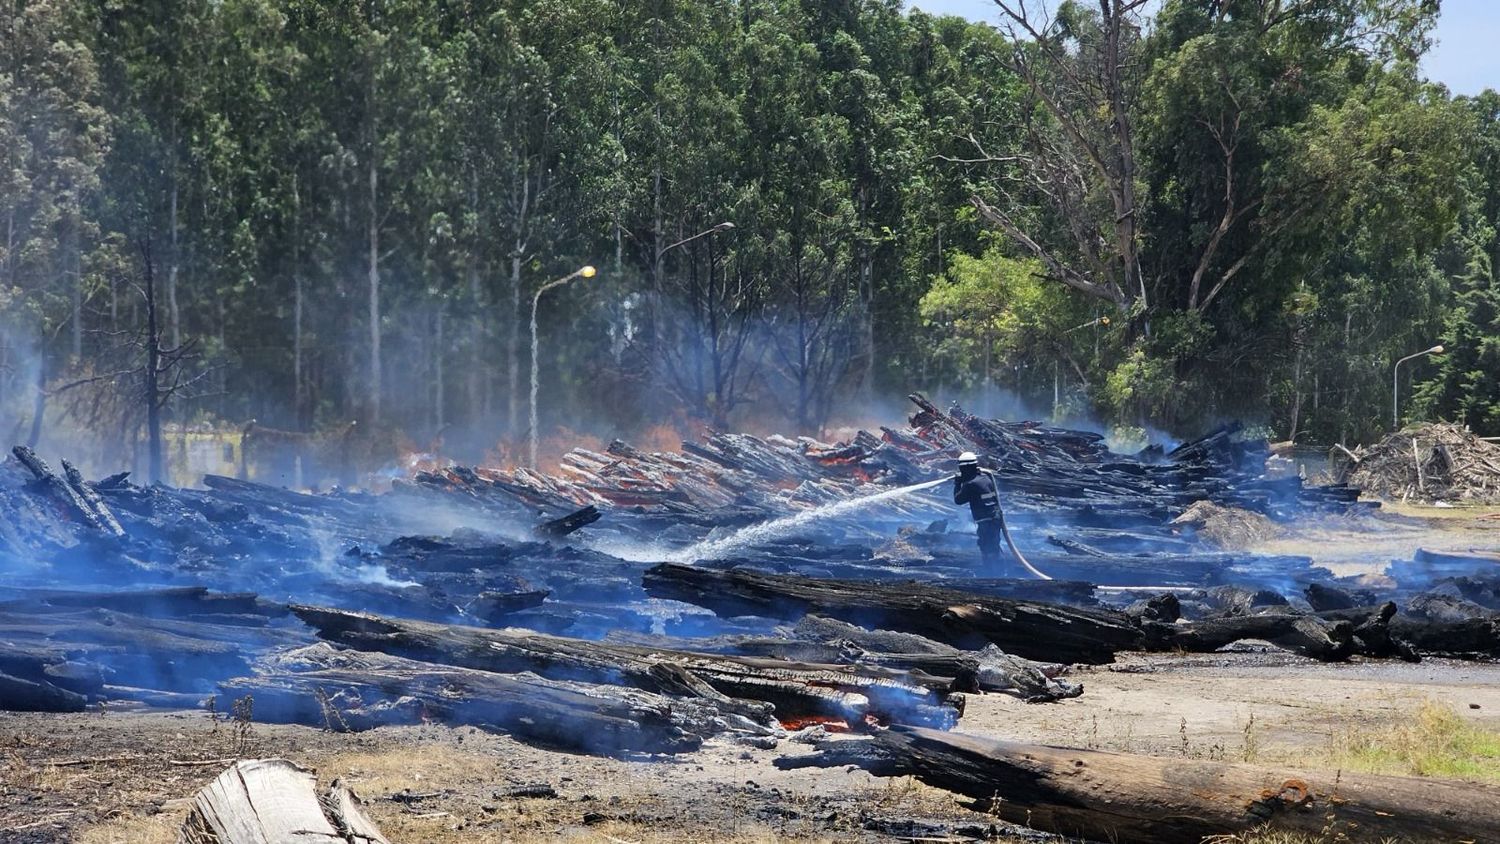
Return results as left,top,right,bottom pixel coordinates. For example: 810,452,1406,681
655,222,735,274
1392,344,1444,430
651,222,735,293
645,221,735,373
530,265,597,468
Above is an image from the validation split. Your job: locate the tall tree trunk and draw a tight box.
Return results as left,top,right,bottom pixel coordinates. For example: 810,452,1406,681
4,209,14,289
1340,311,1352,445
709,257,725,428
1289,331,1304,442
367,131,382,424
507,252,521,437
168,167,181,353
982,333,992,417
1104,0,1144,308
292,176,304,428
145,253,163,485
435,303,445,431
26,351,45,448
68,215,81,361
855,184,874,399
649,158,663,356
506,166,531,440
466,167,483,427
214,294,225,418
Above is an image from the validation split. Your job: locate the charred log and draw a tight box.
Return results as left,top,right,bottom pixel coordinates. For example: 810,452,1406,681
534,504,602,538
1319,605,1500,658
642,563,1141,664
0,606,310,693
61,460,125,537
1408,592,1495,624
289,604,959,729
1142,614,1355,661
0,585,279,619
0,671,88,712
1303,582,1377,612
12,446,124,537
1123,592,1182,624
223,644,753,754
785,615,1079,701
777,725,1500,844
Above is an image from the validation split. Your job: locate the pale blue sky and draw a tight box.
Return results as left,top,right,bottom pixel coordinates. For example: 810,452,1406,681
908,0,1499,97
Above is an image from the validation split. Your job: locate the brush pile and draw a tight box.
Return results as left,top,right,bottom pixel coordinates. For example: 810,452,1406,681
1341,422,1500,503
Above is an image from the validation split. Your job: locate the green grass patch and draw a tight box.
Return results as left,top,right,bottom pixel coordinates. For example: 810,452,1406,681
1328,700,1500,782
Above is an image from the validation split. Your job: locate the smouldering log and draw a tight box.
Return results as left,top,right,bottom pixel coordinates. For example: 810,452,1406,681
12,446,125,537
642,563,1143,664
224,644,754,754
534,504,602,537
289,604,960,728
1141,613,1355,662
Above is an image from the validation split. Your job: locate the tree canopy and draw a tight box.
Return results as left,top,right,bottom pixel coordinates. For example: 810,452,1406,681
1,0,1495,476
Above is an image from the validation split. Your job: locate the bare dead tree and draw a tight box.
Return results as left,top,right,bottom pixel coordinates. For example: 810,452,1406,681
976,2,1405,317
971,0,1151,311
47,238,215,484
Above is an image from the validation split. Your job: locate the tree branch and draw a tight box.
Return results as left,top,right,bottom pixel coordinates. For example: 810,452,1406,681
971,197,1127,306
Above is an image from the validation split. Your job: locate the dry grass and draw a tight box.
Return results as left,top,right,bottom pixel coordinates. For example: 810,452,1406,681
318,744,505,794
2,748,68,791
75,811,185,844
311,746,849,843
1204,831,1402,844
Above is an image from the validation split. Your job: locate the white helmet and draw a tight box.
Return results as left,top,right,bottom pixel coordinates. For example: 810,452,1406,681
957,451,979,466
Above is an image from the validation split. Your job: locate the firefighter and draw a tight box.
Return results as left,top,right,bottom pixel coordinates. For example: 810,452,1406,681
952,451,1005,571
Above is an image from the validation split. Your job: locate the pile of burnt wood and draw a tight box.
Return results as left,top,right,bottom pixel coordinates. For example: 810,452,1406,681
2,396,1498,760
398,393,1366,549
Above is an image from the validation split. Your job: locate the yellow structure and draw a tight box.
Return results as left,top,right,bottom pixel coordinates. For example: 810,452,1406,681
161,424,244,487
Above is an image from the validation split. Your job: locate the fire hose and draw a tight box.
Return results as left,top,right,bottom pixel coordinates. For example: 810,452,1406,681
995,510,1053,581
971,469,1054,581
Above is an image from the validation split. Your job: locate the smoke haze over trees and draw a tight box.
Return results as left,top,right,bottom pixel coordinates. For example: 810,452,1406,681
2,0,1497,475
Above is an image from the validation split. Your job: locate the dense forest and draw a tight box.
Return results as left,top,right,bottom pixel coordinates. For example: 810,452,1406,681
2,0,1497,477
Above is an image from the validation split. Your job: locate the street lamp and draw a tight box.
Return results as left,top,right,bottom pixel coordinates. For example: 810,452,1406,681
530,265,597,468
664,221,735,254
1392,344,1444,430
652,222,735,284
1064,315,1111,333
644,221,735,362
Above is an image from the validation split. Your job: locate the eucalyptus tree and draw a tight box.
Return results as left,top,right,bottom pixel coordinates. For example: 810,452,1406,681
0,0,108,442
1416,91,1500,435
437,0,617,438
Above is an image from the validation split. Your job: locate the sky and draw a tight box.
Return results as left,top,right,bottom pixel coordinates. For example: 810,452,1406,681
908,0,1499,97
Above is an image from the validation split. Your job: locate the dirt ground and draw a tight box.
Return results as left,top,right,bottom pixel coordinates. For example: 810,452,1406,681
2,505,1497,843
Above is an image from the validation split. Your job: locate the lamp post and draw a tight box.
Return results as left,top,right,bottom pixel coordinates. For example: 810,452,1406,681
645,221,735,372
530,265,597,468
1392,344,1445,430
655,222,735,272
651,222,735,292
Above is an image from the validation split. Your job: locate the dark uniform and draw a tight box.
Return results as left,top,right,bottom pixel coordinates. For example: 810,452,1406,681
953,468,1005,570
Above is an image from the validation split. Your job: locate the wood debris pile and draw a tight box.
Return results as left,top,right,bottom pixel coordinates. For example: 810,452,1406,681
1342,422,1500,503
